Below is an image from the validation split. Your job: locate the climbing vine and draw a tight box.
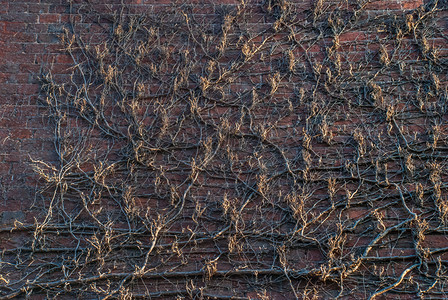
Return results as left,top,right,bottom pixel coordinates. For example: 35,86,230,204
1,0,447,298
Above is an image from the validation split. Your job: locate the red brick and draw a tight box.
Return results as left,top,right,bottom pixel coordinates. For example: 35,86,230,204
55,54,72,64
28,3,51,14
421,235,448,248
0,13,38,23
401,0,424,9
11,129,32,139
365,1,403,10
0,162,10,173
0,2,8,14
38,14,60,24
7,3,27,14
18,84,39,95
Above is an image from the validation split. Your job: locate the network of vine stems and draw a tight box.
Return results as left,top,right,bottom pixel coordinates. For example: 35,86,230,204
1,0,448,299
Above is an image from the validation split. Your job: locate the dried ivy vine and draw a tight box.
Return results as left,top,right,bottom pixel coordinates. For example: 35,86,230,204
1,0,448,298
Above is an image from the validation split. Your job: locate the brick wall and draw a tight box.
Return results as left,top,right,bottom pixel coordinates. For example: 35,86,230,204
0,0,447,298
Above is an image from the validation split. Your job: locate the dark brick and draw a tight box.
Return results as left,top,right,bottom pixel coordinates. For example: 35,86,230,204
0,211,25,225
38,13,60,24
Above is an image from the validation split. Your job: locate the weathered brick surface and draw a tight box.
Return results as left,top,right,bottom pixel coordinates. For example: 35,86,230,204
0,0,447,299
